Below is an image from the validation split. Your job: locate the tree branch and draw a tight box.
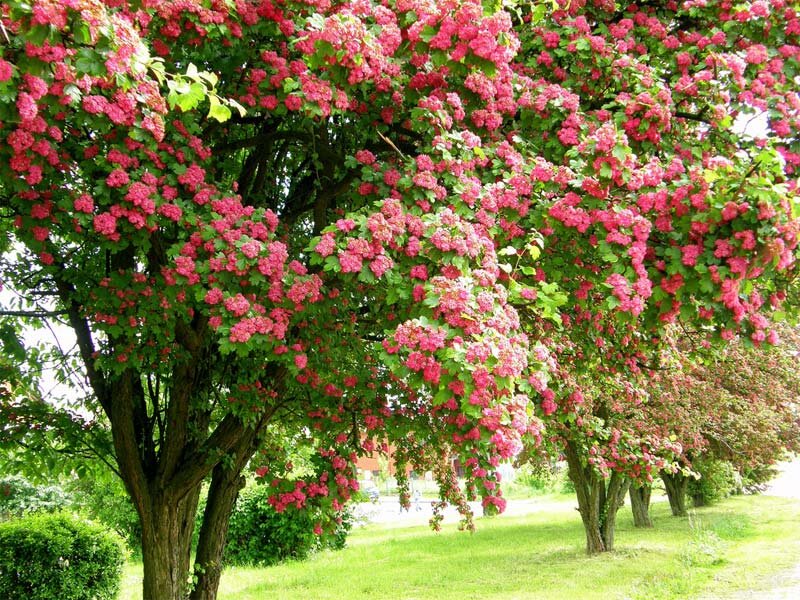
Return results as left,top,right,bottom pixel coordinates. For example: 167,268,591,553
0,309,69,317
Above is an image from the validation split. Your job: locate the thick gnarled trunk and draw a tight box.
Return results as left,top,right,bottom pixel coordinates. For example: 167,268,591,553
140,490,201,600
105,366,278,600
564,440,631,554
629,483,653,528
661,471,689,517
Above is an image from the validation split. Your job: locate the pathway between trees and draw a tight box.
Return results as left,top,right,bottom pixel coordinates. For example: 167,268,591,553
709,459,800,600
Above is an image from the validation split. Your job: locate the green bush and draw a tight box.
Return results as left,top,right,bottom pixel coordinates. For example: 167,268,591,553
558,468,576,494
68,475,141,554
223,484,351,566
741,464,778,493
0,474,141,556
0,475,71,520
513,464,558,493
688,458,738,507
0,513,125,600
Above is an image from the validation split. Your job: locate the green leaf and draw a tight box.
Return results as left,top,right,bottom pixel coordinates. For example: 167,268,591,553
74,48,105,76
612,145,629,162
531,3,548,24
432,387,451,405
72,22,91,45
0,325,26,362
419,25,437,43
208,95,232,122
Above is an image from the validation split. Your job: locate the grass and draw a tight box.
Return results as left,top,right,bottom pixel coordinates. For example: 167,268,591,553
119,493,800,600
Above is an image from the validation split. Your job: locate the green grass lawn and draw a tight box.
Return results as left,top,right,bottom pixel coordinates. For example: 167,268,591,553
120,493,800,599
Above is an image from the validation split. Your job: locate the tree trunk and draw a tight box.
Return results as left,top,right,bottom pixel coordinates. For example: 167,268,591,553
629,483,653,527
140,489,201,600
661,471,689,517
63,274,286,600
599,471,629,551
189,462,247,600
691,492,705,508
564,440,630,554
189,411,274,600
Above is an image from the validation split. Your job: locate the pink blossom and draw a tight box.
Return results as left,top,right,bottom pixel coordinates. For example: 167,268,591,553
93,213,117,238
315,233,337,257
369,255,393,278
158,204,183,222
335,219,356,232
284,95,303,111
745,44,768,64
721,202,739,221
178,164,206,189
240,240,261,258
0,59,12,81
224,294,251,317
106,169,130,188
410,265,428,280
681,244,702,266
337,251,363,273
74,194,94,213
17,92,38,121
355,150,376,165
204,288,224,305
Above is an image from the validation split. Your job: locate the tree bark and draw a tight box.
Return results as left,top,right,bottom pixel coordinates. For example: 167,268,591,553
189,417,269,600
597,470,629,552
106,365,272,600
661,471,689,517
629,483,653,527
189,464,246,600
564,440,630,554
140,488,202,600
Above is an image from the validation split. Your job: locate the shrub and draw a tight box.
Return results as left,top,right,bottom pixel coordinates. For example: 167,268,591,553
0,475,72,520
558,467,576,494
68,475,141,554
0,513,125,600
223,484,352,566
513,463,558,494
688,458,738,507
741,464,779,493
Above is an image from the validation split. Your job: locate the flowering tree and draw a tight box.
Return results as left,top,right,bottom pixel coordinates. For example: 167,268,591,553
2,0,799,596
645,325,800,518
498,0,800,552
517,333,686,549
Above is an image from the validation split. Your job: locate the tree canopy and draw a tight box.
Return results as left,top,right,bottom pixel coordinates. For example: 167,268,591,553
1,0,799,598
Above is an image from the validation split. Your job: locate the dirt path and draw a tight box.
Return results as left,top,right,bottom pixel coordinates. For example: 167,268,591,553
716,459,800,600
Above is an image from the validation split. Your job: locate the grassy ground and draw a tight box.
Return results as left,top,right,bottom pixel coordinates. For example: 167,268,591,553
119,493,800,600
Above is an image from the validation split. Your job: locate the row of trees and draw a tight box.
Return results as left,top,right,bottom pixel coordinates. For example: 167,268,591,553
523,325,800,552
2,0,799,598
